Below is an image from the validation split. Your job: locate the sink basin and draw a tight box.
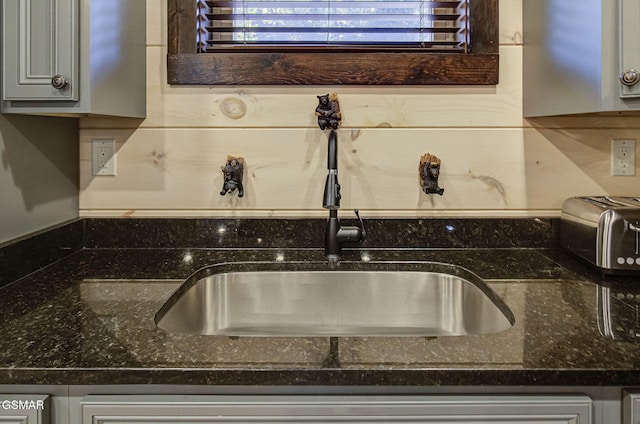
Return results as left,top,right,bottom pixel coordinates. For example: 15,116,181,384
154,262,514,337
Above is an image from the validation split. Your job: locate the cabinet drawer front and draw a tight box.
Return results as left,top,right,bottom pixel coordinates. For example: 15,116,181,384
82,395,592,424
2,0,77,101
0,394,49,424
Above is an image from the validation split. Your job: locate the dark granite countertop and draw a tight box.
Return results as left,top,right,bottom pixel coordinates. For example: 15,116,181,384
2,218,640,386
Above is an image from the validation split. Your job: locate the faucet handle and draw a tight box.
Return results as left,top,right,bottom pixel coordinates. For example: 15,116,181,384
353,209,367,241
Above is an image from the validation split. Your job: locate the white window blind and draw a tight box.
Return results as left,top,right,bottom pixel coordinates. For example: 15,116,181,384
197,0,469,52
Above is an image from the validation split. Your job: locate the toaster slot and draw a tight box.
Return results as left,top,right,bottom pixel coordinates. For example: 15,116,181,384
581,196,619,208
612,197,640,207
581,196,640,209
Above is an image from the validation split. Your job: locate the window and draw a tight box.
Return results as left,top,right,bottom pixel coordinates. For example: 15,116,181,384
199,1,468,51
168,0,498,85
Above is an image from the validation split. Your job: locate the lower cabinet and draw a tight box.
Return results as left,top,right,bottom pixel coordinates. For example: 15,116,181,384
625,391,640,424
81,394,592,423
0,394,49,424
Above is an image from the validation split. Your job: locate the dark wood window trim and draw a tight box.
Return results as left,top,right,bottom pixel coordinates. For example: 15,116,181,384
167,0,498,85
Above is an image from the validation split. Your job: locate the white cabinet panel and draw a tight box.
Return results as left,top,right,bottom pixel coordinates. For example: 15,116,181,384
82,395,592,424
0,395,50,424
2,0,77,101
620,0,640,98
624,390,640,424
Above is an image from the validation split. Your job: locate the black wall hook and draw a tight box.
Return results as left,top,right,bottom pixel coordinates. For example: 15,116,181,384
220,156,245,197
419,153,444,196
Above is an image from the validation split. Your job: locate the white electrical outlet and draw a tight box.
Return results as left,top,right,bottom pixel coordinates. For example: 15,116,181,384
611,139,636,176
92,139,117,176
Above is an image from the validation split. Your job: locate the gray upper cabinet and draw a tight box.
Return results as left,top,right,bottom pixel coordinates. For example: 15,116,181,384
524,0,640,117
620,0,640,99
2,0,77,102
1,0,145,118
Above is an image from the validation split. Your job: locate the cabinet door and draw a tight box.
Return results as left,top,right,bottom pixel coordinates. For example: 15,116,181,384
620,0,640,98
2,0,77,101
0,394,49,424
82,394,592,424
624,390,640,424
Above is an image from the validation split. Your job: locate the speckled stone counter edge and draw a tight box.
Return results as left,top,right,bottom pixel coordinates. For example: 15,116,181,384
0,217,557,288
82,217,556,249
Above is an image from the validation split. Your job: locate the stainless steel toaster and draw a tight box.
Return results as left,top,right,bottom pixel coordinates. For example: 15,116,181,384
560,196,640,275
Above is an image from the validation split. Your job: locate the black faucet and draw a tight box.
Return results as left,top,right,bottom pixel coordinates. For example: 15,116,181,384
316,93,366,260
322,129,366,259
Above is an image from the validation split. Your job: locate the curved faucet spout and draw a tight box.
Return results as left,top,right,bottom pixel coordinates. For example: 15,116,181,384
327,129,338,170
323,130,341,210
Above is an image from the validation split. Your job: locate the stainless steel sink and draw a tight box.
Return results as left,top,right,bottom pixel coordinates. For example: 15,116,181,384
154,262,514,337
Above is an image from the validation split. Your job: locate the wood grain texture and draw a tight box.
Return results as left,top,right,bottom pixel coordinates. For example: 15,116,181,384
167,0,195,54
470,0,499,53
82,46,518,130
78,0,640,218
167,52,499,86
166,0,499,86
79,127,638,216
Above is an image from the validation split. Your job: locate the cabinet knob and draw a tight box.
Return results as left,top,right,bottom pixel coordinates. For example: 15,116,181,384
51,74,69,89
620,69,640,86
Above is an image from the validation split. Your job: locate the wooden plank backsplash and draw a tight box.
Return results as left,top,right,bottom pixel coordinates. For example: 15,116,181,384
78,0,640,218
